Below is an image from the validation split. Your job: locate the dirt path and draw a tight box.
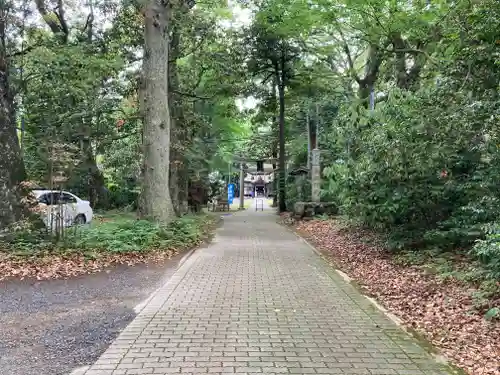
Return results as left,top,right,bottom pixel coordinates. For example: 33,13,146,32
0,253,187,375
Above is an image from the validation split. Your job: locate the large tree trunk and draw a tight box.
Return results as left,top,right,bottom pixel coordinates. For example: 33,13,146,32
0,7,27,229
138,0,175,223
81,138,107,208
356,44,384,108
271,149,278,208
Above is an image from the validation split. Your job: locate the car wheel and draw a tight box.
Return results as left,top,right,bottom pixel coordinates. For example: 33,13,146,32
74,214,86,225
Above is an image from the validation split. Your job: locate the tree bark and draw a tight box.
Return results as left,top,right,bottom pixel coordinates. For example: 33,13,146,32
34,0,69,42
357,44,384,107
138,0,175,223
81,138,107,208
391,33,426,91
0,5,27,229
275,56,286,212
277,83,286,212
271,82,278,208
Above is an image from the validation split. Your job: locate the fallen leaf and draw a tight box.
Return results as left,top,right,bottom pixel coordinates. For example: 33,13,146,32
282,214,500,375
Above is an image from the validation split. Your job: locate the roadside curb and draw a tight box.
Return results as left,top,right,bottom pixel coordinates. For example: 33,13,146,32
83,248,204,375
133,246,197,315
81,217,222,375
134,215,222,315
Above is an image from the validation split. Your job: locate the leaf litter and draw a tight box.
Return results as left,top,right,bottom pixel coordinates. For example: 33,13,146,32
0,248,180,281
281,214,500,375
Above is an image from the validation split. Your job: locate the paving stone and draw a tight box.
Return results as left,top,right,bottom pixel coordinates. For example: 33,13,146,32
84,209,453,375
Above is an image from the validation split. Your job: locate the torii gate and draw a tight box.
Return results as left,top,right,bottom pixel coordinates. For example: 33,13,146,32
232,157,277,210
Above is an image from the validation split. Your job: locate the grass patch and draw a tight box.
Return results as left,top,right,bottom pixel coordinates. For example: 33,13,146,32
1,212,217,258
69,215,208,253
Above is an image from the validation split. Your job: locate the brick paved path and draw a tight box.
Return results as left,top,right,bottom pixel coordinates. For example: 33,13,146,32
84,208,452,375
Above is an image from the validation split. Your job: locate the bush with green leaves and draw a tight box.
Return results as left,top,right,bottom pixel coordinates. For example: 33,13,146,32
65,214,211,253
297,0,500,256
471,223,500,279
322,28,500,249
106,183,139,210
286,175,311,211
1,214,214,256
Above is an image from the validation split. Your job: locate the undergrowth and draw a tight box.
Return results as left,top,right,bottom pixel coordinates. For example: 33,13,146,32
1,213,216,257
392,247,500,319
327,216,500,319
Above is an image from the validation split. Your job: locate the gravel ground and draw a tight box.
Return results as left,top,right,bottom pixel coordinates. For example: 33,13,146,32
0,253,187,375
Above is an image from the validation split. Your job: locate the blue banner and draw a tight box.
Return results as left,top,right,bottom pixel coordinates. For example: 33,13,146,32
227,183,235,204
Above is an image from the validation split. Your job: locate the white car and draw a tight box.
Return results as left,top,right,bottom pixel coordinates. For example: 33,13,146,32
32,189,93,228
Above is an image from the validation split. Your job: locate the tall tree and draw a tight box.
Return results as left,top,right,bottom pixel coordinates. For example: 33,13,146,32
0,0,27,228
138,0,175,223
28,0,122,207
245,16,300,211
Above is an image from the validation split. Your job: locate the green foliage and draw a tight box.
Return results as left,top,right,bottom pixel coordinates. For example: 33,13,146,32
1,213,215,256
316,0,500,255
106,183,139,210
471,278,500,313
286,175,311,210
66,215,207,253
4,0,499,284
101,132,141,209
21,35,125,180
471,223,500,279
484,307,499,321
392,247,499,315
1,230,55,256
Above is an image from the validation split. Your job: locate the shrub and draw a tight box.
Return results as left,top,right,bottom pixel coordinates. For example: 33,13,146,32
1,213,215,256
323,85,500,250
106,183,139,210
65,214,211,253
471,223,500,279
286,175,311,211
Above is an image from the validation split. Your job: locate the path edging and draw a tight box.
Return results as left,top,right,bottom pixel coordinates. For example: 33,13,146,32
133,246,198,314
133,215,222,315
283,223,457,372
82,243,206,375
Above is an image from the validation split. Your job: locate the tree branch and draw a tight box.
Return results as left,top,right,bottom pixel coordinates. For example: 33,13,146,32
55,0,69,36
250,63,274,77
34,0,63,35
359,43,385,85
171,90,210,100
34,0,69,41
375,93,388,104
334,23,361,84
190,66,206,92
97,130,139,147
170,33,208,62
261,72,274,85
